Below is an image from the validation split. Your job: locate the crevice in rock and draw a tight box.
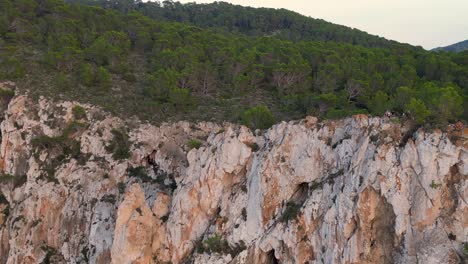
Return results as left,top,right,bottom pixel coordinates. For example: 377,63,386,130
291,182,309,205
410,167,435,207
357,187,397,264
398,126,418,147
40,244,66,264
266,249,280,264
441,164,463,218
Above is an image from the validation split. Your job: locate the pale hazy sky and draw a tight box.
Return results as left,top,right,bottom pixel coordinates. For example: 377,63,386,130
147,0,468,49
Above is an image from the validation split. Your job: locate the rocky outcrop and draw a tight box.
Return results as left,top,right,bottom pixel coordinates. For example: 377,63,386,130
0,93,466,264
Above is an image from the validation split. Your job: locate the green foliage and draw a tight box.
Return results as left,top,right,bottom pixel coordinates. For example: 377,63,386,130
62,121,87,138
169,88,194,110
0,0,466,127
394,86,417,111
31,135,63,151
72,105,87,120
0,173,27,188
0,89,15,99
400,83,464,126
95,66,112,89
80,63,95,86
201,234,226,253
281,202,301,223
31,121,87,183
369,91,392,116
128,166,154,182
245,142,259,152
117,182,126,194
54,73,71,90
106,128,131,160
197,234,245,256
430,85,463,125
72,0,412,50
85,31,130,66
44,47,83,72
242,105,276,130
429,180,442,189
187,139,202,150
78,63,112,89
405,98,430,125
0,57,25,79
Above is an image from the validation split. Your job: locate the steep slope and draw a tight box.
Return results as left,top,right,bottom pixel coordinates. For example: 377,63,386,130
1,0,467,126
432,39,468,52
0,86,466,263
66,0,411,49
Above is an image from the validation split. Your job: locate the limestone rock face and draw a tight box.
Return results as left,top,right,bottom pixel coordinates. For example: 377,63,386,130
0,93,466,264
111,184,155,264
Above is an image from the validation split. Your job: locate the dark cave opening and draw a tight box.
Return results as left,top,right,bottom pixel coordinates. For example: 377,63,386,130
266,249,279,264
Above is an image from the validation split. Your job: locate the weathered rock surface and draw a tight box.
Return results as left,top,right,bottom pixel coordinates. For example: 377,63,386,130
0,94,466,264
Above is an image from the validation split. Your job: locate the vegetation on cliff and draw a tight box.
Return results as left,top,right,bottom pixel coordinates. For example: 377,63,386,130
0,0,466,127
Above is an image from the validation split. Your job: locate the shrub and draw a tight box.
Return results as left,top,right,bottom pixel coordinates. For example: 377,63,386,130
31,121,88,183
0,173,27,188
188,139,202,150
85,31,130,66
100,194,116,204
0,57,25,79
0,88,15,99
64,139,81,156
95,66,112,89
241,105,275,130
117,182,126,194
128,166,153,182
61,121,87,138
197,234,246,256
281,202,301,222
200,234,230,254
123,72,136,82
54,72,70,90
429,180,442,189
106,128,131,160
31,135,61,150
245,142,259,152
169,87,194,110
79,63,94,86
72,105,87,120
325,109,347,119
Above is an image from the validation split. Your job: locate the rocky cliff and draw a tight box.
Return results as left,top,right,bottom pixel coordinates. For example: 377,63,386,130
0,91,466,264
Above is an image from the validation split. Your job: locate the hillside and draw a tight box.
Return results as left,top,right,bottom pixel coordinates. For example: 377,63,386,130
67,0,413,50
0,0,467,128
433,39,468,52
0,1,467,263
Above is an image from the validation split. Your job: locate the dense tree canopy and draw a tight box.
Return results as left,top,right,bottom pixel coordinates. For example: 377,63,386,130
66,0,416,50
0,0,466,127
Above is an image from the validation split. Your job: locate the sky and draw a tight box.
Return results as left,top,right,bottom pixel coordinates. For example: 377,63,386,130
147,0,468,49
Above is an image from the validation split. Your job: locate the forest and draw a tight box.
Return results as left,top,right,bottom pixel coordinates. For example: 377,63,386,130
0,0,466,128
65,0,414,49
